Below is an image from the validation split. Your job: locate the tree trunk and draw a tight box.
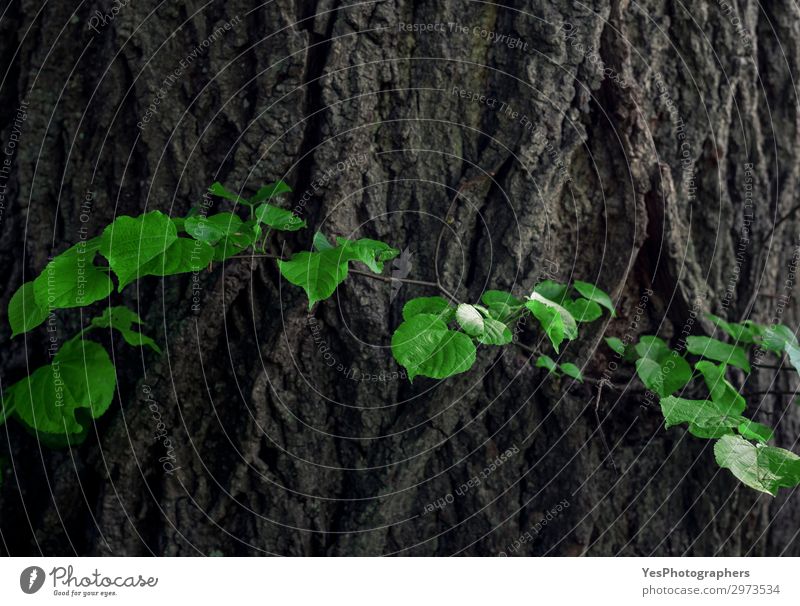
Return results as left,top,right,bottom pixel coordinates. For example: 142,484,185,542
2,0,799,556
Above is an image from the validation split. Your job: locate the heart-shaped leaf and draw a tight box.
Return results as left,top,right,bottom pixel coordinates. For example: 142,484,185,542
391,314,476,381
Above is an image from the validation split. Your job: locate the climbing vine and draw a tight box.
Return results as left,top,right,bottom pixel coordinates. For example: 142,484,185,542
605,316,800,495
2,179,799,495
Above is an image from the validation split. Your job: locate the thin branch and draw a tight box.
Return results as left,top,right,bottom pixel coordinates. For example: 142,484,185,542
584,376,620,390
228,253,458,301
508,342,620,469
229,253,281,260
348,268,447,292
510,339,643,392
774,202,800,229
220,247,690,425
438,288,459,304
230,175,500,304
583,376,651,393
513,341,540,357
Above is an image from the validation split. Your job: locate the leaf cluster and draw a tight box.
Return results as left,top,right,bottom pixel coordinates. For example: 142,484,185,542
391,280,615,381
605,315,800,495
2,180,299,443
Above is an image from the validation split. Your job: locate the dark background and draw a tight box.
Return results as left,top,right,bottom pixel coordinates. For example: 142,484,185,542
1,0,799,555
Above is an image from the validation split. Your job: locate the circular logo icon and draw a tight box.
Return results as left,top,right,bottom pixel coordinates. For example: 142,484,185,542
20,566,45,594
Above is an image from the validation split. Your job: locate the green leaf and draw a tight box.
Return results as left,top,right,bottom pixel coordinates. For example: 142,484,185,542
742,320,766,338
8,339,115,437
33,245,113,310
525,292,578,353
335,237,400,273
230,221,261,248
140,237,214,277
533,280,568,304
660,396,744,435
535,355,558,374
559,362,583,382
391,313,476,380
211,221,259,261
456,304,484,337
605,337,625,355
688,423,734,439
313,232,334,251
686,335,751,372
714,434,800,495
694,361,746,417
481,291,521,321
91,306,161,353
208,182,250,205
485,302,513,321
9,281,50,337
785,342,800,375
527,299,565,352
185,212,243,245
254,204,306,231
250,181,292,204
605,336,638,362
563,298,603,323
279,238,398,308
635,354,692,397
635,336,671,361
706,313,758,344
762,324,798,354
737,420,773,444
481,290,523,308
477,317,513,345
99,211,178,290
471,304,490,316
402,296,454,322
573,280,616,317
278,249,350,309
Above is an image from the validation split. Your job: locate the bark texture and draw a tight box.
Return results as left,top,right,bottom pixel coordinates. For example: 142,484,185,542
1,0,800,555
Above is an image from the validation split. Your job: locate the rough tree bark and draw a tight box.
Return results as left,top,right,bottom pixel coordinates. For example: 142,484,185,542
1,0,799,556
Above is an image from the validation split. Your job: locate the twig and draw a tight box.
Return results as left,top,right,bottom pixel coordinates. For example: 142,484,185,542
348,269,450,293
230,253,281,260
228,253,458,301
511,342,621,470
774,202,800,229
512,341,539,357
231,175,500,304
583,376,625,391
